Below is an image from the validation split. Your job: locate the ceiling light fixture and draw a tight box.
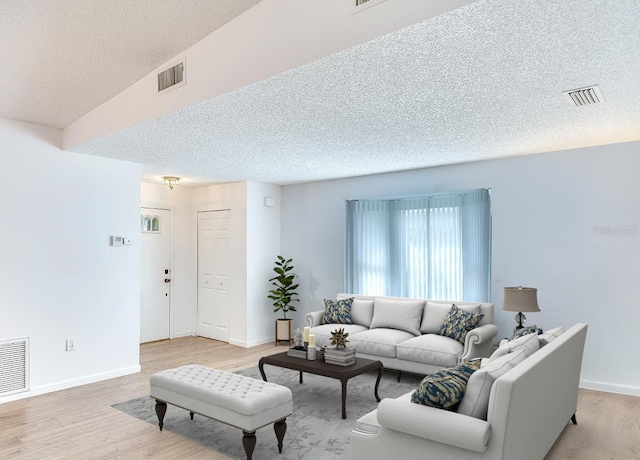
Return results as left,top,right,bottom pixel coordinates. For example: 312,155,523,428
162,176,180,190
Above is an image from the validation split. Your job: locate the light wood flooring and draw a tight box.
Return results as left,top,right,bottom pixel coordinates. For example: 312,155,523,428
0,337,638,459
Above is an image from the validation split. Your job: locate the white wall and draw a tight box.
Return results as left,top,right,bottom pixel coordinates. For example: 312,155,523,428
1,117,141,403
246,182,282,346
63,0,474,149
281,141,640,396
141,182,195,338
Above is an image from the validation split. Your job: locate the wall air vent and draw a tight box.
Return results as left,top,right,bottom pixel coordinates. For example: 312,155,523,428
353,0,387,14
157,58,186,95
0,337,29,397
563,85,604,107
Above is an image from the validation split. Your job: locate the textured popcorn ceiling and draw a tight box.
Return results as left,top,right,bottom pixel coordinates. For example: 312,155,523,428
74,0,640,186
0,0,260,128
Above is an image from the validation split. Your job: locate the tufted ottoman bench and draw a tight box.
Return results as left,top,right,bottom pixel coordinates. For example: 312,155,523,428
150,365,293,460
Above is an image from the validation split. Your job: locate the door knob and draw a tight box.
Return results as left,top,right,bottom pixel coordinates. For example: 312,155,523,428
164,278,171,283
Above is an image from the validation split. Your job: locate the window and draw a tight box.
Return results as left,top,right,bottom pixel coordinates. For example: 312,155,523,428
346,189,491,302
142,216,151,232
141,214,161,233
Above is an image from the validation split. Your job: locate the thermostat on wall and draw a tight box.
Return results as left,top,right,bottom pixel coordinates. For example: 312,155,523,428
111,236,124,246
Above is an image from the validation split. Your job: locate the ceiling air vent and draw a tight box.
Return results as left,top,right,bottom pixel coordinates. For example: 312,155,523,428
157,59,185,95
563,85,604,107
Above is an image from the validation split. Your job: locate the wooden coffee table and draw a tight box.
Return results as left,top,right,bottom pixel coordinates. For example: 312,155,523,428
258,352,383,419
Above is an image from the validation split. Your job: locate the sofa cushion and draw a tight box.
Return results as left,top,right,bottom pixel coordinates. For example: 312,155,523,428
309,324,368,347
396,334,464,367
337,296,374,327
420,302,481,334
410,360,481,410
458,349,527,419
510,324,543,340
489,331,540,362
539,326,565,346
437,305,484,344
321,298,353,325
348,329,415,358
370,298,425,336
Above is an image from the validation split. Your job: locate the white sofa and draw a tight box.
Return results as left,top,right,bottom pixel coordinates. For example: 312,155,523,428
350,323,588,460
306,294,498,375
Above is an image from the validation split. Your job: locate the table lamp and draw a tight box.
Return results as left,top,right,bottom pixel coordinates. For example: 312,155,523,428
502,286,540,330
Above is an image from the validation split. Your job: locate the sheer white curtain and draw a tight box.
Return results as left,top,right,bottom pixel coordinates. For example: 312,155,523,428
346,189,491,302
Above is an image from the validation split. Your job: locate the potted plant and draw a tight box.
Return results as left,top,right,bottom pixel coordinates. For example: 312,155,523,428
268,255,299,344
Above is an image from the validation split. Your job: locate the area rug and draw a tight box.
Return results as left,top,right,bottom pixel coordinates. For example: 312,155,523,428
112,366,422,460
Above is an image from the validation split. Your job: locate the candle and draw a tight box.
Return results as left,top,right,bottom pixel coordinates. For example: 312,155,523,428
308,334,316,348
304,327,310,343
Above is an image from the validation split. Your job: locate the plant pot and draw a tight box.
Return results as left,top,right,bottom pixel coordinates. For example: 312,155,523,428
275,319,293,346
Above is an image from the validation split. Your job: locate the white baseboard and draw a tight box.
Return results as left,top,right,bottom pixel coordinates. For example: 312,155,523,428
248,336,276,348
580,379,640,397
229,338,247,348
229,337,276,348
172,331,196,339
0,364,141,405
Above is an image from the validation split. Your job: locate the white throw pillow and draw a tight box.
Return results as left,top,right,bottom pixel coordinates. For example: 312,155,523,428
488,331,540,362
337,295,375,327
351,299,375,328
420,302,480,334
370,298,425,336
458,349,527,419
539,326,565,346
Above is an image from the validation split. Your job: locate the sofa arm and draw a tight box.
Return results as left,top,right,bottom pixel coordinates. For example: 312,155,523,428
305,311,324,327
460,324,499,361
377,398,490,452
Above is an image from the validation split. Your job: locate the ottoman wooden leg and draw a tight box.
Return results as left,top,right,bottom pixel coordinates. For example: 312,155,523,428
155,400,167,431
242,430,256,460
274,418,287,453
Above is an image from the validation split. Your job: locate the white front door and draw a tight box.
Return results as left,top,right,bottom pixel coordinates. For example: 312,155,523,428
197,210,230,342
140,208,171,343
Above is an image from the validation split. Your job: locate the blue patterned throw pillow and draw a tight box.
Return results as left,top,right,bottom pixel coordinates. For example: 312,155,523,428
510,325,543,340
411,360,481,410
321,298,354,325
437,305,484,343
